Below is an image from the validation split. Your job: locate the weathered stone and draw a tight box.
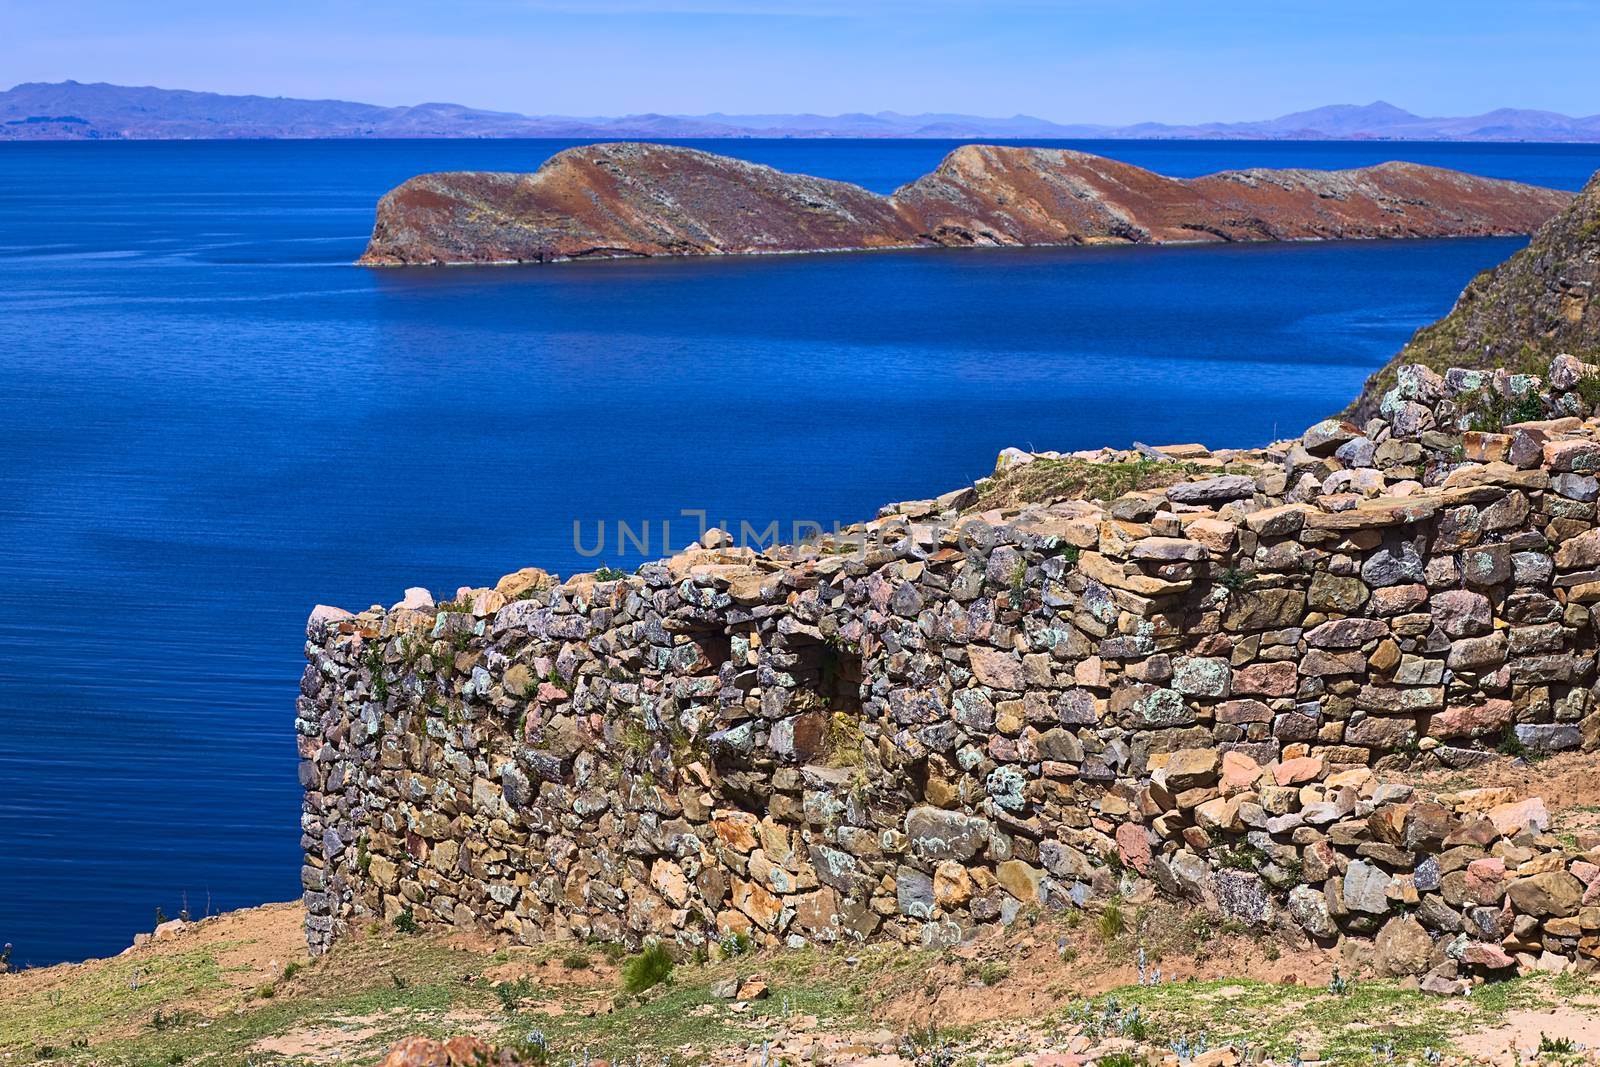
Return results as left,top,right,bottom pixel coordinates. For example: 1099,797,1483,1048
968,647,1025,690
1374,914,1435,976
1288,884,1338,939
1487,797,1550,838
1233,662,1298,697
1432,589,1493,637
906,807,989,863
895,867,935,919
1305,618,1389,649
995,859,1045,904
1508,871,1583,917
1172,656,1231,697
1344,859,1394,915
1308,572,1370,614
1429,699,1512,739
1167,475,1257,504
1162,748,1221,791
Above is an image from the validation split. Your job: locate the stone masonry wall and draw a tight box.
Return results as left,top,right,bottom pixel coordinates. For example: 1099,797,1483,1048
299,354,1600,991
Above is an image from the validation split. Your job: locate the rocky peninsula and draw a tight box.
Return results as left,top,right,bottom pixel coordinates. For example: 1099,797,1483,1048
357,144,1572,266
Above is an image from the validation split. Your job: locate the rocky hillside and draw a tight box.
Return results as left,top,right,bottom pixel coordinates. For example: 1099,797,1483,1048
358,143,1571,265
1350,168,1600,421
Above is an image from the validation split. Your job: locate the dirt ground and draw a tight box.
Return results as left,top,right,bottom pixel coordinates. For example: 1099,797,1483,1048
1412,751,1600,816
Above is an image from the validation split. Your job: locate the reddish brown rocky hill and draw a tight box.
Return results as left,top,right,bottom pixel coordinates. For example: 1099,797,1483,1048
359,142,1571,266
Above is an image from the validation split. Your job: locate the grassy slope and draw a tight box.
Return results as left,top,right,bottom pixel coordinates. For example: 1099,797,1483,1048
1347,168,1600,423
3,900,1596,1066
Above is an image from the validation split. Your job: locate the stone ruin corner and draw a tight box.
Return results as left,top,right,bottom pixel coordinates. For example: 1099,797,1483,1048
298,352,1600,992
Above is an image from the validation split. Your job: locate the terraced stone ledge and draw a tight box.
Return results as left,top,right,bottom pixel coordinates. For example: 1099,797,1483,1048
299,353,1600,993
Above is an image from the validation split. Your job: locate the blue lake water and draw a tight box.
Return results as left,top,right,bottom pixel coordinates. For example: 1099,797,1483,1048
2,138,1598,966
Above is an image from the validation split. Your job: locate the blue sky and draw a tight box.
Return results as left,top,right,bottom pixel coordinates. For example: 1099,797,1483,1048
5,0,1598,121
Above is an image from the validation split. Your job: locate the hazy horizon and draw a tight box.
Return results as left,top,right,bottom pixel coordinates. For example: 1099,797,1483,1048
5,0,1598,125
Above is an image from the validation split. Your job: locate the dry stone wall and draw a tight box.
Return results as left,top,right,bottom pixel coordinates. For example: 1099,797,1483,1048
299,354,1600,990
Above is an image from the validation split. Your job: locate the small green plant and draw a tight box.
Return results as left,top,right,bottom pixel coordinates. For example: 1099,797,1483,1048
281,960,302,981
562,951,592,970
253,982,275,999
508,1032,552,1067
620,940,675,994
1539,1033,1578,1054
494,976,535,1011
392,907,419,935
154,906,169,927
1574,373,1600,411
149,1008,187,1031
596,939,628,963
978,961,1009,986
1497,724,1529,759
621,720,652,757
1329,968,1352,996
824,710,865,769
365,642,389,702
437,592,474,613
718,929,753,958
1213,843,1263,871
1096,899,1124,941
1458,383,1545,431
390,969,408,989
1216,567,1248,595
355,834,372,876
1096,1054,1140,1067
593,565,629,582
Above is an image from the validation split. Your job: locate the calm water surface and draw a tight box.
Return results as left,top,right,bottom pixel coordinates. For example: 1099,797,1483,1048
3,139,1598,965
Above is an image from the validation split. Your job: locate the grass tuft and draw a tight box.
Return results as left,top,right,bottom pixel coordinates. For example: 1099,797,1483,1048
620,941,675,995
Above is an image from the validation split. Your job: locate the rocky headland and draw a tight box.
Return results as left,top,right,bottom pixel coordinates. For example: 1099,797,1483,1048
357,143,1572,266
1353,167,1600,421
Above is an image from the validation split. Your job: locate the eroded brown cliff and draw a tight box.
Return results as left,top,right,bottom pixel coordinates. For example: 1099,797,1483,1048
359,143,1573,266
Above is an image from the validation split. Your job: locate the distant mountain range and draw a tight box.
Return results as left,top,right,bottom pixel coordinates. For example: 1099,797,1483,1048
4,81,1600,142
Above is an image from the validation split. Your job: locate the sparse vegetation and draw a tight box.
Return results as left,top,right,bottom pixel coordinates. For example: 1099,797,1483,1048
494,976,534,1012
977,961,1008,986
1216,566,1249,595
392,907,419,935
619,940,675,994
718,929,753,958
2,902,1593,1067
976,457,1196,510
1574,372,1600,411
1096,899,1124,941
1539,1032,1578,1054
823,709,865,768
1497,723,1530,759
1456,382,1545,432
